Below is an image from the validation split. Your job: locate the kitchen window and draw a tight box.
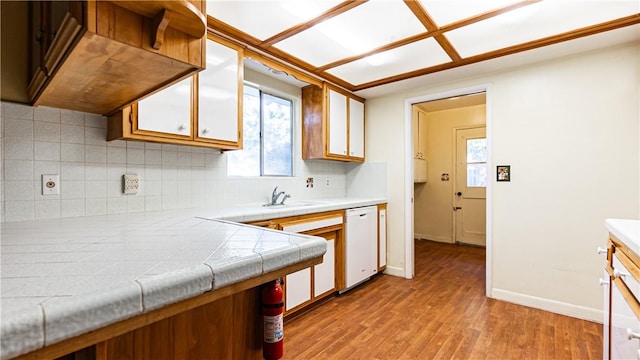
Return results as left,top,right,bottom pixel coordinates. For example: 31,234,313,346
227,85,293,177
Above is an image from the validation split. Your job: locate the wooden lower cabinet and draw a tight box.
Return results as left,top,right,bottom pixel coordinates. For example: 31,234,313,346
96,289,261,360
247,210,345,317
604,233,640,359
17,259,321,360
284,229,340,315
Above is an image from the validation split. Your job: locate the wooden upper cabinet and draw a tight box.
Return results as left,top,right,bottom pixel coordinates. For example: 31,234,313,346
302,83,365,162
22,0,206,115
107,33,243,150
413,108,427,159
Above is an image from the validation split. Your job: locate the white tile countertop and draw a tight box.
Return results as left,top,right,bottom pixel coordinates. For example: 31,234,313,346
0,197,385,359
606,218,640,256
197,197,387,223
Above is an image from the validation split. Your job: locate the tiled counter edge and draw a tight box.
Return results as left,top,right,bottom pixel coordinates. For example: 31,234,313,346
0,214,330,360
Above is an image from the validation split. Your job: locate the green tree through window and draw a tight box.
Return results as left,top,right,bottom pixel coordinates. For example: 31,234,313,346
228,86,293,176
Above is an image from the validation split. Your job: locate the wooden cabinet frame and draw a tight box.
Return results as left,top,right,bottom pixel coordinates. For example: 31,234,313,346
247,210,346,317
20,1,207,115
605,233,640,359
108,33,243,150
302,83,365,162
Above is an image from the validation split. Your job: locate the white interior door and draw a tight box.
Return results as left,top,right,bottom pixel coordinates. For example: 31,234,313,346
454,127,487,246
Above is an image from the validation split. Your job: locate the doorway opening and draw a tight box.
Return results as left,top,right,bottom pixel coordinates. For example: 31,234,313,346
405,84,492,296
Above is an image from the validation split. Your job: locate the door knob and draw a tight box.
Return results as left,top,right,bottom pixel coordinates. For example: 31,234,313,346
456,192,462,196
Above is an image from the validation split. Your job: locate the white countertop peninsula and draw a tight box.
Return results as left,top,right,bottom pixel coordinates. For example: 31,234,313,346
0,197,385,359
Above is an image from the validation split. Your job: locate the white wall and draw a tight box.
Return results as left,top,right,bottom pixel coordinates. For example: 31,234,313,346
366,42,640,319
0,69,350,222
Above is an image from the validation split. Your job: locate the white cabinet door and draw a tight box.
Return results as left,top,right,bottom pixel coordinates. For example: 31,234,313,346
417,110,427,158
611,257,640,359
314,237,335,297
285,268,311,311
197,38,239,142
137,77,192,136
348,98,364,158
379,209,387,269
328,90,347,156
414,158,427,183
412,108,420,157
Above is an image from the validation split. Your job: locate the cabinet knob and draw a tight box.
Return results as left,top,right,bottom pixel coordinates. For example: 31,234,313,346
202,128,209,134
599,278,609,286
343,150,347,155
178,124,186,131
597,247,607,255
627,328,640,340
614,269,629,278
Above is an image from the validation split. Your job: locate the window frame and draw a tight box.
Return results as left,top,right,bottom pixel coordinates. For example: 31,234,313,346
227,84,295,178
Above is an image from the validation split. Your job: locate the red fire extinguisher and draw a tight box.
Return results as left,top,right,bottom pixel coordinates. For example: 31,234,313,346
262,279,284,360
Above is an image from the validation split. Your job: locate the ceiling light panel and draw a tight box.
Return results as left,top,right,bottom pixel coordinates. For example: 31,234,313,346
418,0,522,27
326,37,451,85
207,1,342,41
445,0,640,58
273,0,427,67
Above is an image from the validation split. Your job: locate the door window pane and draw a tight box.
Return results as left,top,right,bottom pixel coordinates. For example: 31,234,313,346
467,163,487,187
467,138,487,187
467,138,487,162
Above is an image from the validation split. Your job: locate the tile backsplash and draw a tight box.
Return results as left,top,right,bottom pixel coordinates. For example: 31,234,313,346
0,102,348,222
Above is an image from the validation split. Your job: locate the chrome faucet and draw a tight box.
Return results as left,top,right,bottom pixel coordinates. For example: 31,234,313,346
280,193,291,205
271,186,286,205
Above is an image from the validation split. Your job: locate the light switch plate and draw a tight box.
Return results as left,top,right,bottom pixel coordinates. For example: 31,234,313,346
42,174,60,195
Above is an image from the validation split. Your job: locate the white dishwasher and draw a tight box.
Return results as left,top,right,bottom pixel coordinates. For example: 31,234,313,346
345,206,378,290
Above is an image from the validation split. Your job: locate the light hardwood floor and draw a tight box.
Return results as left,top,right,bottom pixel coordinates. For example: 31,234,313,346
284,239,602,359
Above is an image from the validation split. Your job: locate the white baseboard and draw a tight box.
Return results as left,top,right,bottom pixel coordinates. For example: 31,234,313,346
414,233,452,243
383,265,406,278
491,288,603,323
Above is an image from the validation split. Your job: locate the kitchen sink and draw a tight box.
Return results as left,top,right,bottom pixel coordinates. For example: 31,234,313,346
262,200,326,209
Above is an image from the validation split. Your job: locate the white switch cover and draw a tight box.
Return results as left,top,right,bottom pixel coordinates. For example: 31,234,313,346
42,174,60,195
123,174,139,194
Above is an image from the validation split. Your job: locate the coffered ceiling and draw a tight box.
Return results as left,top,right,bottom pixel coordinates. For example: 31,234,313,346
207,1,640,96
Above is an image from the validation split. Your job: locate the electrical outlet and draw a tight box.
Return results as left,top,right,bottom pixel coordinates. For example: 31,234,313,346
325,178,331,187
42,174,60,195
123,174,139,194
